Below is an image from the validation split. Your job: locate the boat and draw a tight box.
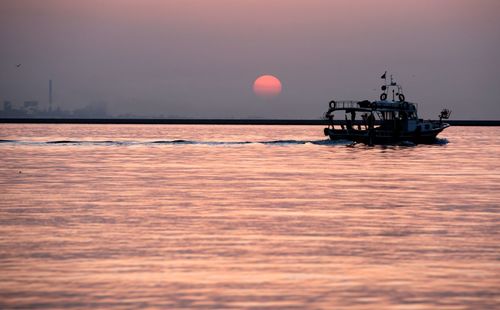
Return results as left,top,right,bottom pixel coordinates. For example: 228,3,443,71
323,73,451,145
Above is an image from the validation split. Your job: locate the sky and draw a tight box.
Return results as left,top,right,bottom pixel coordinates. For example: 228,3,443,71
0,0,499,119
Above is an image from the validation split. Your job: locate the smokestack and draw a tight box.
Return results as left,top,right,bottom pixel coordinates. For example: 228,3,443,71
49,80,53,112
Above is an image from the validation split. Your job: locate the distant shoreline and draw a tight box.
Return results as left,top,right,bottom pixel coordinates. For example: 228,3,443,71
0,118,499,126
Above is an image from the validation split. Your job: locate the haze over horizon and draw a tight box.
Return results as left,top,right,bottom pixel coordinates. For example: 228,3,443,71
1,0,499,119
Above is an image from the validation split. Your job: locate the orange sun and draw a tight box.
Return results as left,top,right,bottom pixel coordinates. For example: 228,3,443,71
253,75,282,98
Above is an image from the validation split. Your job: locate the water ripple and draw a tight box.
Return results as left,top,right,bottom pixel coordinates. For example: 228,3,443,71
0,125,498,309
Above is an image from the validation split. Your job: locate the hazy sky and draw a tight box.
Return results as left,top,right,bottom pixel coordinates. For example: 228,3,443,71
1,0,499,119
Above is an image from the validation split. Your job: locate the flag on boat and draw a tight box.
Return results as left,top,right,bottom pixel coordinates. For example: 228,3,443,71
381,71,387,79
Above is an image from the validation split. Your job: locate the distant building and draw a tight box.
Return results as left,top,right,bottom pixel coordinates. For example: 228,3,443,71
23,101,39,115
0,98,109,119
3,101,12,111
0,100,28,117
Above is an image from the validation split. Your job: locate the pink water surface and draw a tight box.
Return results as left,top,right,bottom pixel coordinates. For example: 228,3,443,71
0,125,499,308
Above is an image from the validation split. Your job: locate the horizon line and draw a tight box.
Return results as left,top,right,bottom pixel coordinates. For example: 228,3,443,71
1,118,499,126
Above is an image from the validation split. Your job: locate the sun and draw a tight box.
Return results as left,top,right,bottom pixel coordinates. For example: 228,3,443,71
253,75,282,98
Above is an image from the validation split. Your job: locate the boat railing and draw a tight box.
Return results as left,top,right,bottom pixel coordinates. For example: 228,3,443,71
332,101,361,109
332,100,421,112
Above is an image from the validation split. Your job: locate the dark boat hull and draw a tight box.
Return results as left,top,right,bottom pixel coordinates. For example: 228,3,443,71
324,125,448,145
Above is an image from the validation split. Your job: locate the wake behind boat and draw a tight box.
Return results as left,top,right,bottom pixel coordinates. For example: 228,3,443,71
323,73,450,145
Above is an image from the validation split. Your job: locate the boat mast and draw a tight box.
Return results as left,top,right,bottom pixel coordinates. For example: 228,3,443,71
390,75,395,101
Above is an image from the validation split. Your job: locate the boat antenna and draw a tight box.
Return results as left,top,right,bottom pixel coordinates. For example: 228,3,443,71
390,75,396,101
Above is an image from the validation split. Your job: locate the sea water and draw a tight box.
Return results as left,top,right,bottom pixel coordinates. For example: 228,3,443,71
0,124,499,308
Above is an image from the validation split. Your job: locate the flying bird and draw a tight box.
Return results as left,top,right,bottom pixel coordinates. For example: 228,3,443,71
16,64,21,68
